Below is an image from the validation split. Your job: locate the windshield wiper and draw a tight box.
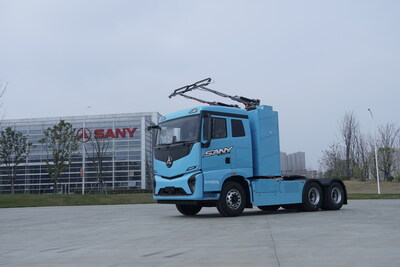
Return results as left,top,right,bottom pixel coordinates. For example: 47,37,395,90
157,140,196,147
171,141,187,145
157,141,186,146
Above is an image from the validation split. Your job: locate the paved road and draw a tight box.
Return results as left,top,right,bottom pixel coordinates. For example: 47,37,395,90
0,200,399,267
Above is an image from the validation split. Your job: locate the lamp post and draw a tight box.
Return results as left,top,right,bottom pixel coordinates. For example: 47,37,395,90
82,106,91,195
368,108,381,195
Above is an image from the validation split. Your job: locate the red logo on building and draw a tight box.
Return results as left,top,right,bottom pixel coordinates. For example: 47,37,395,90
77,128,91,143
77,128,137,143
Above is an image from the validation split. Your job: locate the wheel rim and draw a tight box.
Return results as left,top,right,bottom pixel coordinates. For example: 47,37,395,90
331,187,342,204
308,188,320,205
226,189,242,210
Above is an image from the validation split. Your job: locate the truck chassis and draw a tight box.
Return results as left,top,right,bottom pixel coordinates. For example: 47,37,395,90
156,177,347,216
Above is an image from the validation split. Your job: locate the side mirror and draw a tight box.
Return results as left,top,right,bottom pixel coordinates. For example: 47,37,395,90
146,125,160,131
201,114,212,148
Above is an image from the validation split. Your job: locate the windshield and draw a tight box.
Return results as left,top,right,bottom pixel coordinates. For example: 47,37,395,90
156,115,200,146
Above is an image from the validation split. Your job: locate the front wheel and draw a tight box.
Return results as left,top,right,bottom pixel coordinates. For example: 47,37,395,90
176,204,202,216
217,181,246,217
302,182,323,211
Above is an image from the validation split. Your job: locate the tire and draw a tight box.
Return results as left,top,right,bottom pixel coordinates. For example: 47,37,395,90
217,181,246,217
258,205,280,211
176,204,202,216
324,182,345,210
302,182,323,211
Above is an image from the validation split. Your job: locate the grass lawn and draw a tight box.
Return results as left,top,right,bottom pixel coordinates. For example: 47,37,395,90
0,193,155,208
347,193,400,199
343,179,400,194
343,180,400,199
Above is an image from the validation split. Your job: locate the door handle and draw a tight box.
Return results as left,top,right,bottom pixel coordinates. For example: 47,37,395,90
225,157,231,164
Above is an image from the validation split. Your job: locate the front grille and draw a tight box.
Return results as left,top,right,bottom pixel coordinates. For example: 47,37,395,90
157,187,189,196
161,174,184,180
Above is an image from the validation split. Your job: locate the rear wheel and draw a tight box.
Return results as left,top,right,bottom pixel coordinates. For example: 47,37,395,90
176,204,202,216
302,182,323,211
217,181,246,217
324,182,344,210
258,205,280,211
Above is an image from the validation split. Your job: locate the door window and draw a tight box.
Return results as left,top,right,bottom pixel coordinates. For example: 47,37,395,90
231,119,245,137
203,117,227,139
213,118,227,139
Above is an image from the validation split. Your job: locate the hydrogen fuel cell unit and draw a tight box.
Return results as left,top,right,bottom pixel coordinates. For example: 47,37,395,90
149,78,347,217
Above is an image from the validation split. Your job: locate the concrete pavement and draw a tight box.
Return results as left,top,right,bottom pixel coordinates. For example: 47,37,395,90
0,200,399,266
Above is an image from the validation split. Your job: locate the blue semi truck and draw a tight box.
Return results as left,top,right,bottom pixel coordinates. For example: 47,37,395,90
149,78,347,217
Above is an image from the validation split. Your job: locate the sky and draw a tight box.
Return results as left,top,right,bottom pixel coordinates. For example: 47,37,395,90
0,0,399,169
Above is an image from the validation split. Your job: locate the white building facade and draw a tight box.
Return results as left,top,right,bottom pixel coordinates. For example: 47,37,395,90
0,112,161,194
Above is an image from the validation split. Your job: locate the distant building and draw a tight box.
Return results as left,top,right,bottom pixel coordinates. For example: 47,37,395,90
288,152,306,173
280,152,288,172
281,151,306,176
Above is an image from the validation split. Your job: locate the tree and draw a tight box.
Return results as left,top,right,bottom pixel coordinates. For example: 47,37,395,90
86,138,111,194
353,132,372,181
321,112,362,179
396,137,400,180
377,123,399,181
319,142,346,178
339,112,359,178
321,112,400,182
0,81,7,123
0,127,32,194
39,120,79,194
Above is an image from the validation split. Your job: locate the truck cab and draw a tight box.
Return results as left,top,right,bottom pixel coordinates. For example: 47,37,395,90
153,106,253,201
151,79,347,217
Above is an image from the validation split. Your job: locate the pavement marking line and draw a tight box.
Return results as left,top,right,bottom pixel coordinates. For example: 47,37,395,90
56,248,82,253
266,219,280,267
164,252,185,258
142,251,165,257
39,247,67,252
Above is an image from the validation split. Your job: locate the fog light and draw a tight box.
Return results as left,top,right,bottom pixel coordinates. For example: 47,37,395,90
188,175,196,193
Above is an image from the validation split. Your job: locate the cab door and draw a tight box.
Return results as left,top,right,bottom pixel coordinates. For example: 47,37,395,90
202,115,233,192
230,118,252,177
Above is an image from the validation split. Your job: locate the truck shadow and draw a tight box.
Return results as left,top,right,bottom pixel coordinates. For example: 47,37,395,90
173,209,300,219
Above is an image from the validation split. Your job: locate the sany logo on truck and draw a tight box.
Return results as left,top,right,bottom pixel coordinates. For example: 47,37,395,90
204,146,233,157
77,127,137,143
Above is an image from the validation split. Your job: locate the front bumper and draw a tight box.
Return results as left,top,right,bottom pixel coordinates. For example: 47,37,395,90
153,172,219,201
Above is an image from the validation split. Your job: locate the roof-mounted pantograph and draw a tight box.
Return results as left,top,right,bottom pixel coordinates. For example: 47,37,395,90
168,78,260,111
